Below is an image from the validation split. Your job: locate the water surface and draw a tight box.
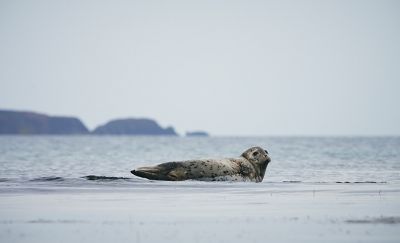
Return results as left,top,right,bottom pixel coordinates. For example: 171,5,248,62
0,136,399,243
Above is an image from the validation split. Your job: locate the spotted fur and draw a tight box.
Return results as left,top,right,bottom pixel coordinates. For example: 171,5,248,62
131,147,271,183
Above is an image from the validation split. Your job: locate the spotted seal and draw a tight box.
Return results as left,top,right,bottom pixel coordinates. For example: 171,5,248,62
130,146,271,182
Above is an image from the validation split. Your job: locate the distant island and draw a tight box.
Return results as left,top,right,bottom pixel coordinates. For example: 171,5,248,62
0,109,181,136
93,118,177,136
186,131,209,137
0,110,88,134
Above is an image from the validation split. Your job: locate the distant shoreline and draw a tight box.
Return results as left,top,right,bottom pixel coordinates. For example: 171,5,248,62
0,109,210,136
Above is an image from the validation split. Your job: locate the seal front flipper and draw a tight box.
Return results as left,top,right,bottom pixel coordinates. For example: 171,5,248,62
131,162,187,181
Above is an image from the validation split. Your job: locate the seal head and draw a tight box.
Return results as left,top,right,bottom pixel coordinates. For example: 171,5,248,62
240,146,271,182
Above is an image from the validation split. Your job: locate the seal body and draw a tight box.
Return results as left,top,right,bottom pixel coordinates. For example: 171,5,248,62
131,147,271,182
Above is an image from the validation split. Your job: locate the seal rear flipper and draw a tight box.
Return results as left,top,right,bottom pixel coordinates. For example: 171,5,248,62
131,166,165,180
131,162,187,181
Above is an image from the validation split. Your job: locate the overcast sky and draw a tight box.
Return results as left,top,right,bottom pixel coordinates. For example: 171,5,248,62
0,0,399,136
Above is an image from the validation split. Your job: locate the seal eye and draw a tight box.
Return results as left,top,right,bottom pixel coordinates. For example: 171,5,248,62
252,151,259,156
264,150,268,154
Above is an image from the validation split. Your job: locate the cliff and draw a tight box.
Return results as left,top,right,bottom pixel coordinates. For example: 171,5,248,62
0,110,89,134
92,118,177,135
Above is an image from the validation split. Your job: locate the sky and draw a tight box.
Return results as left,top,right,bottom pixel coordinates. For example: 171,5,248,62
0,0,399,136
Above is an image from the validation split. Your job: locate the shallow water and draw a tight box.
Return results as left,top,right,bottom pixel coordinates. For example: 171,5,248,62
0,136,399,242
1,136,399,184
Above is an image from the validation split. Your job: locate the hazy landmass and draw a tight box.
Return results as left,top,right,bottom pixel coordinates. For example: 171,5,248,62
0,110,88,134
186,131,209,137
92,118,177,136
0,109,184,136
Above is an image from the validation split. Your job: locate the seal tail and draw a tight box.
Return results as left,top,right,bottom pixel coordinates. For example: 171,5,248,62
131,162,185,181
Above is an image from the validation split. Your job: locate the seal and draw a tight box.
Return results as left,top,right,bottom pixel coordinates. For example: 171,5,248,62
130,146,271,182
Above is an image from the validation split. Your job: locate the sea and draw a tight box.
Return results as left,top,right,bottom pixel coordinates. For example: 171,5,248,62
0,136,399,243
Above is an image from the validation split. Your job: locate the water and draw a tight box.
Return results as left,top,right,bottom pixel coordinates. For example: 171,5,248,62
1,136,399,185
0,136,399,243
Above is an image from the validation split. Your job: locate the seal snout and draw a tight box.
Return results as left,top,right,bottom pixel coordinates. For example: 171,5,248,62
263,150,271,163
130,170,136,174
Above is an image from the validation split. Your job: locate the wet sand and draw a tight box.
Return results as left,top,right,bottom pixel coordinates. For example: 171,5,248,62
0,182,399,243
